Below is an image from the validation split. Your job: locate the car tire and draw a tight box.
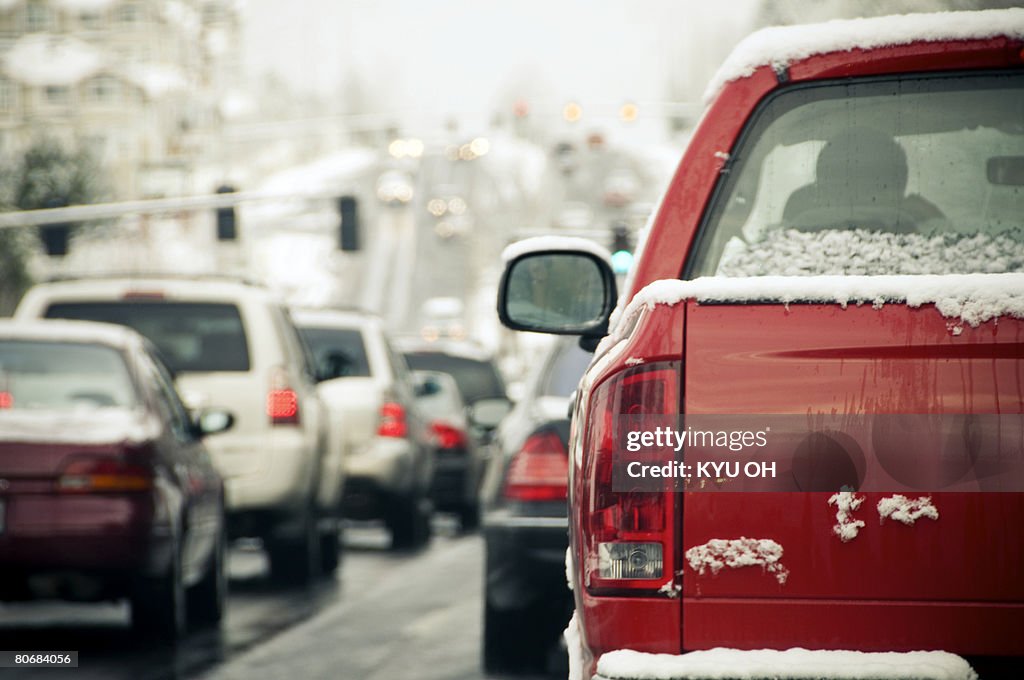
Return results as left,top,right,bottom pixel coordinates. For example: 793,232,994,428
187,521,227,627
319,522,341,575
267,506,320,586
388,493,431,550
131,533,186,640
483,602,544,674
459,501,480,533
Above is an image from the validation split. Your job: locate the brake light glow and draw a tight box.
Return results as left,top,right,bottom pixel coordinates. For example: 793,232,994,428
504,429,568,501
378,401,408,438
430,420,467,449
57,457,153,493
0,391,12,409
267,367,300,425
582,362,679,593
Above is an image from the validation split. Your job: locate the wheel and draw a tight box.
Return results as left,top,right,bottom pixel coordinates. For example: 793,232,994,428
388,493,431,550
131,534,186,640
187,522,227,627
483,603,544,674
267,507,320,586
319,522,341,575
459,501,480,533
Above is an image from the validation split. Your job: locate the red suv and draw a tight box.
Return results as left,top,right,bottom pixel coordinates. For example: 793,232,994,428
498,9,1024,679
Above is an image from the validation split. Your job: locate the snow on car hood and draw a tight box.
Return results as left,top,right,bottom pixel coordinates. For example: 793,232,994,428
0,408,152,445
703,8,1024,103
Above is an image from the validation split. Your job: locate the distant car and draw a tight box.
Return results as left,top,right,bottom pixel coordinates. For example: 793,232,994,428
376,170,414,206
553,201,594,230
399,340,510,429
601,167,640,208
0,319,232,638
478,336,591,674
291,307,435,549
411,369,482,530
418,296,466,342
15,276,341,584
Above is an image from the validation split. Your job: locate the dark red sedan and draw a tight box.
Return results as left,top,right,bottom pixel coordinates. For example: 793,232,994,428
0,319,232,638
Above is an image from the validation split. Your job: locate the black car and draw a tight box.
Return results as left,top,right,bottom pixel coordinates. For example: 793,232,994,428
477,337,591,675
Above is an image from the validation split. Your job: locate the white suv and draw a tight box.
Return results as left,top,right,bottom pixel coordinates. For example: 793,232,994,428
15,276,343,583
291,307,434,549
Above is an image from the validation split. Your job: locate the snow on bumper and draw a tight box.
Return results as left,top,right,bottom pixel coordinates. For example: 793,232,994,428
594,648,977,680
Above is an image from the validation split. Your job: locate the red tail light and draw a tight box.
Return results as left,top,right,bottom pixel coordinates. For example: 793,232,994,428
430,420,467,449
582,362,679,593
57,457,153,493
378,401,408,438
267,367,300,425
504,429,568,501
0,391,12,409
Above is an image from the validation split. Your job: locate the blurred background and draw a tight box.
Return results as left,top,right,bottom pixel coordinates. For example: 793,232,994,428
0,1,1017,679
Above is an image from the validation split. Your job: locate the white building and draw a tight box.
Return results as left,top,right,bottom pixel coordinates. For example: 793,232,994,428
0,0,242,199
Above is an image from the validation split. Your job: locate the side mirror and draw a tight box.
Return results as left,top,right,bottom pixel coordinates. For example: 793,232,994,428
194,408,234,437
468,397,513,431
498,246,617,338
413,372,443,398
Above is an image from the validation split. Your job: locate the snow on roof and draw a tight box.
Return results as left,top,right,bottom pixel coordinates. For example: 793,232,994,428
621,273,1024,331
162,0,201,37
501,236,612,263
0,318,137,348
53,0,118,11
122,63,188,98
703,8,1024,103
597,648,978,680
3,34,104,87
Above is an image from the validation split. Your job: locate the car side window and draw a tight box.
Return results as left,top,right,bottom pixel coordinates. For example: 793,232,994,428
383,338,414,400
274,306,318,383
139,347,194,443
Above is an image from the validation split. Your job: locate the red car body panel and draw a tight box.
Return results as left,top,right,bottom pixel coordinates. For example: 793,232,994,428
568,34,1024,677
626,37,1024,301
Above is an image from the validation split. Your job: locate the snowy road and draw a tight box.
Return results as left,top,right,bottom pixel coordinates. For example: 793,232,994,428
0,522,561,680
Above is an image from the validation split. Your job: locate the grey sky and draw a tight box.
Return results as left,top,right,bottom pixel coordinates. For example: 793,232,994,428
242,1,759,135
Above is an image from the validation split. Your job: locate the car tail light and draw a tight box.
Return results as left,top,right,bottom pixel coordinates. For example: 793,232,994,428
267,367,300,426
378,401,408,438
57,457,153,493
0,391,12,409
504,429,568,501
430,420,467,449
582,362,679,593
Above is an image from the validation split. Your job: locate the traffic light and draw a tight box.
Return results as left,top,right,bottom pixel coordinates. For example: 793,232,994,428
39,197,71,257
338,196,360,251
215,184,237,241
609,224,634,275
39,223,72,257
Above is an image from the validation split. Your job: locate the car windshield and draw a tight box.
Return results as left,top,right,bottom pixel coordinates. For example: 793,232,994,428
44,302,250,373
689,72,1024,277
403,352,505,404
297,327,372,378
0,340,137,410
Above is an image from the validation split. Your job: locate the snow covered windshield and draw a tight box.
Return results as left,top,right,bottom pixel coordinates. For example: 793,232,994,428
689,72,1024,278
